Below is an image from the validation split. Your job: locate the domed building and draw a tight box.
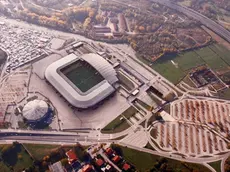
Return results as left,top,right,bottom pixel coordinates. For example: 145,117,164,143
22,100,52,123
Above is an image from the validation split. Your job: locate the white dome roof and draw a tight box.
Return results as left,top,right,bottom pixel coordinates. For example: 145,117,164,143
23,100,48,121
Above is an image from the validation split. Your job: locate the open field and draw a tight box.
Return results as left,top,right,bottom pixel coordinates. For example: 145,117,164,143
0,143,33,172
208,160,221,172
116,145,211,172
101,106,137,133
0,162,10,172
149,55,185,84
150,44,230,84
24,144,60,160
218,88,230,100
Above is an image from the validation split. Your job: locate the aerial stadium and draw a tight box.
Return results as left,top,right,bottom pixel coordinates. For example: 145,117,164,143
45,53,118,109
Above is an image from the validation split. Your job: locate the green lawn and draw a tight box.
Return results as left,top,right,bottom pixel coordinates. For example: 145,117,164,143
23,144,60,160
174,51,204,71
217,88,230,100
61,60,104,92
208,160,221,172
0,162,10,172
209,44,230,65
149,44,230,84
101,106,137,133
116,145,211,172
152,55,186,84
0,143,33,171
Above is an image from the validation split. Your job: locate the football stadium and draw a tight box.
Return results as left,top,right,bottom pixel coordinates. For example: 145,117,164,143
45,53,118,109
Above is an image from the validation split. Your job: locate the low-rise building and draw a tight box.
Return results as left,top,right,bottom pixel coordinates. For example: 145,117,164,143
49,161,65,172
66,149,78,164
82,164,93,172
123,163,131,171
96,158,104,167
105,148,113,156
112,155,121,164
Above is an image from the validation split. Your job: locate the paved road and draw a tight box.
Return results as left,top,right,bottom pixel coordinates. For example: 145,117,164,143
221,152,230,172
0,130,227,164
151,0,230,43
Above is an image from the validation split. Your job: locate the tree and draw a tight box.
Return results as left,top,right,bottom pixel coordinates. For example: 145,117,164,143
111,144,123,156
138,26,145,32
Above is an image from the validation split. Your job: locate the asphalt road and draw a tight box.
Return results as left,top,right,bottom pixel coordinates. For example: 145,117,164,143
0,132,111,143
151,0,230,43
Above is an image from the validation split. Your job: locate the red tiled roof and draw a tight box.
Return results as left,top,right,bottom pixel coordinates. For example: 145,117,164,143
66,149,77,163
96,158,104,167
123,163,131,171
112,155,120,163
105,148,113,155
82,164,92,172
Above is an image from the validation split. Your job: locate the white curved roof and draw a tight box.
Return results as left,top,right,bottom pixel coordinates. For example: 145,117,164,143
45,53,117,108
81,53,118,84
23,100,48,121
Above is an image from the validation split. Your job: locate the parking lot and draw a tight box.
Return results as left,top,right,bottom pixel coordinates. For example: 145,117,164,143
0,22,52,72
150,98,230,157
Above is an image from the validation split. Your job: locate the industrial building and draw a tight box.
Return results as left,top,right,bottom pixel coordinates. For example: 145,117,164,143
45,53,118,109
22,99,52,122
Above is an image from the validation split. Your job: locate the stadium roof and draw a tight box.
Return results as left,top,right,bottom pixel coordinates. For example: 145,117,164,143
81,53,118,84
45,53,118,108
22,100,48,121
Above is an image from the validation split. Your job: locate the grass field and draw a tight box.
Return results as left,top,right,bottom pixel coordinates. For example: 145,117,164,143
150,44,230,84
208,160,221,172
116,145,211,172
24,144,60,160
101,106,137,133
0,144,33,171
61,60,104,92
0,162,10,172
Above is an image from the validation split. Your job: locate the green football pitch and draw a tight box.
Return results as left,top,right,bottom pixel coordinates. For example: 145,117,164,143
61,60,104,92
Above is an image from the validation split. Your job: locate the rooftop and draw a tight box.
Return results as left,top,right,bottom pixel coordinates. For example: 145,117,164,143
82,164,93,172
123,163,131,171
22,99,49,121
105,148,113,156
66,149,78,163
96,158,104,167
112,155,121,163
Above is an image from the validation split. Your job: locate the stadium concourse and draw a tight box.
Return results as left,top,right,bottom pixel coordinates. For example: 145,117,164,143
45,53,118,109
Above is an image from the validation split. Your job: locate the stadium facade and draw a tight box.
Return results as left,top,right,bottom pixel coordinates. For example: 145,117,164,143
45,53,118,109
